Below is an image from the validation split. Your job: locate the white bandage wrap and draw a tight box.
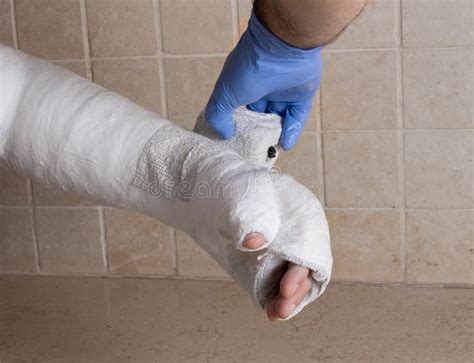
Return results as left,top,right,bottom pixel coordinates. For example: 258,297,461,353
0,45,332,319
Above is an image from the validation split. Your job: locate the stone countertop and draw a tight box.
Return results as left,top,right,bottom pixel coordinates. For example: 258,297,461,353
0,275,472,362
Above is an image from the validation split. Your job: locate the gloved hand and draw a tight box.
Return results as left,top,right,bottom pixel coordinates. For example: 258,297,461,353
205,10,324,151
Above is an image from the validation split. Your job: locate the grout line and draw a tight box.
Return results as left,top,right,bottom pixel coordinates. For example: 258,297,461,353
231,0,240,44
9,0,18,49
172,228,179,276
329,279,474,290
152,0,176,275
324,47,398,54
315,91,326,206
397,0,403,48
2,204,472,211
322,128,474,133
98,206,109,273
1,204,472,211
79,0,93,80
27,181,41,272
398,86,408,283
405,208,474,211
0,270,233,282
325,207,474,212
324,207,398,211
152,0,168,117
41,46,474,64
45,56,158,62
162,53,228,59
1,271,472,289
28,208,41,272
25,205,101,210
25,178,33,208
152,0,176,277
50,59,87,64
324,46,474,53
0,205,31,209
43,53,229,62
396,0,408,282
322,129,398,134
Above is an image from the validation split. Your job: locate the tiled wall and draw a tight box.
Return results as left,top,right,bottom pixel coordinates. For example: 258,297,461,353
0,0,472,285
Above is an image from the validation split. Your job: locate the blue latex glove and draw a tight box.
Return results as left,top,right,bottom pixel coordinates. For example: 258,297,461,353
205,11,324,151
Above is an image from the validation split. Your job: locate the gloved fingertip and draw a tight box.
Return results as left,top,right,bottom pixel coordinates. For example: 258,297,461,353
207,117,235,139
280,123,303,151
205,105,235,140
266,101,287,117
247,99,268,114
280,137,296,151
215,124,235,139
280,102,312,150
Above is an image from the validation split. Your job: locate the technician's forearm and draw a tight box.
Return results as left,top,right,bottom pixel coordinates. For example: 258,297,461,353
255,0,368,48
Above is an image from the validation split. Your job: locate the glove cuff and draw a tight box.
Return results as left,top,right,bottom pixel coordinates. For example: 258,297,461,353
247,10,323,59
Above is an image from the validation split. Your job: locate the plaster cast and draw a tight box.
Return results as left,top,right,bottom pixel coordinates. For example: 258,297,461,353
0,45,332,319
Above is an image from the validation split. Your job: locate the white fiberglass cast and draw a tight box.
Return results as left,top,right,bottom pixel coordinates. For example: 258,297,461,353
0,45,332,319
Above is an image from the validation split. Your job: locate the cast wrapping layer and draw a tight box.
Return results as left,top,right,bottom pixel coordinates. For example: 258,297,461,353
0,45,332,319
133,125,232,200
194,107,282,167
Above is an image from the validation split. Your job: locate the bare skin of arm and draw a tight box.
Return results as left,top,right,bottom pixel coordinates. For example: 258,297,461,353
245,0,368,320
255,0,368,49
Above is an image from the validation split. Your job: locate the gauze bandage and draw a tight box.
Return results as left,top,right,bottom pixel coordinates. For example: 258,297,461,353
194,108,282,167
0,45,332,319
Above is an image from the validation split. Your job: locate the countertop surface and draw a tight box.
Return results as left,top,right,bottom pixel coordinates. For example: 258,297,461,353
1,275,472,362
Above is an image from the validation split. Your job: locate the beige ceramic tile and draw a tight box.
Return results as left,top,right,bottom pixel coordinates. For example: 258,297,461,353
52,61,87,78
327,210,402,282
321,51,398,130
0,0,13,46
176,231,229,278
93,59,162,114
407,210,473,284
402,0,473,47
0,168,29,206
15,0,84,59
160,0,234,54
33,183,95,206
276,133,320,193
403,49,473,129
305,92,320,132
405,132,473,208
329,0,399,49
164,57,225,128
323,132,399,208
86,0,157,57
36,208,103,273
0,208,35,272
105,209,176,275
238,0,252,35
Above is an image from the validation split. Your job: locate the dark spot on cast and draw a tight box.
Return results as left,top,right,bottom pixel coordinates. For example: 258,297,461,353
267,146,277,159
